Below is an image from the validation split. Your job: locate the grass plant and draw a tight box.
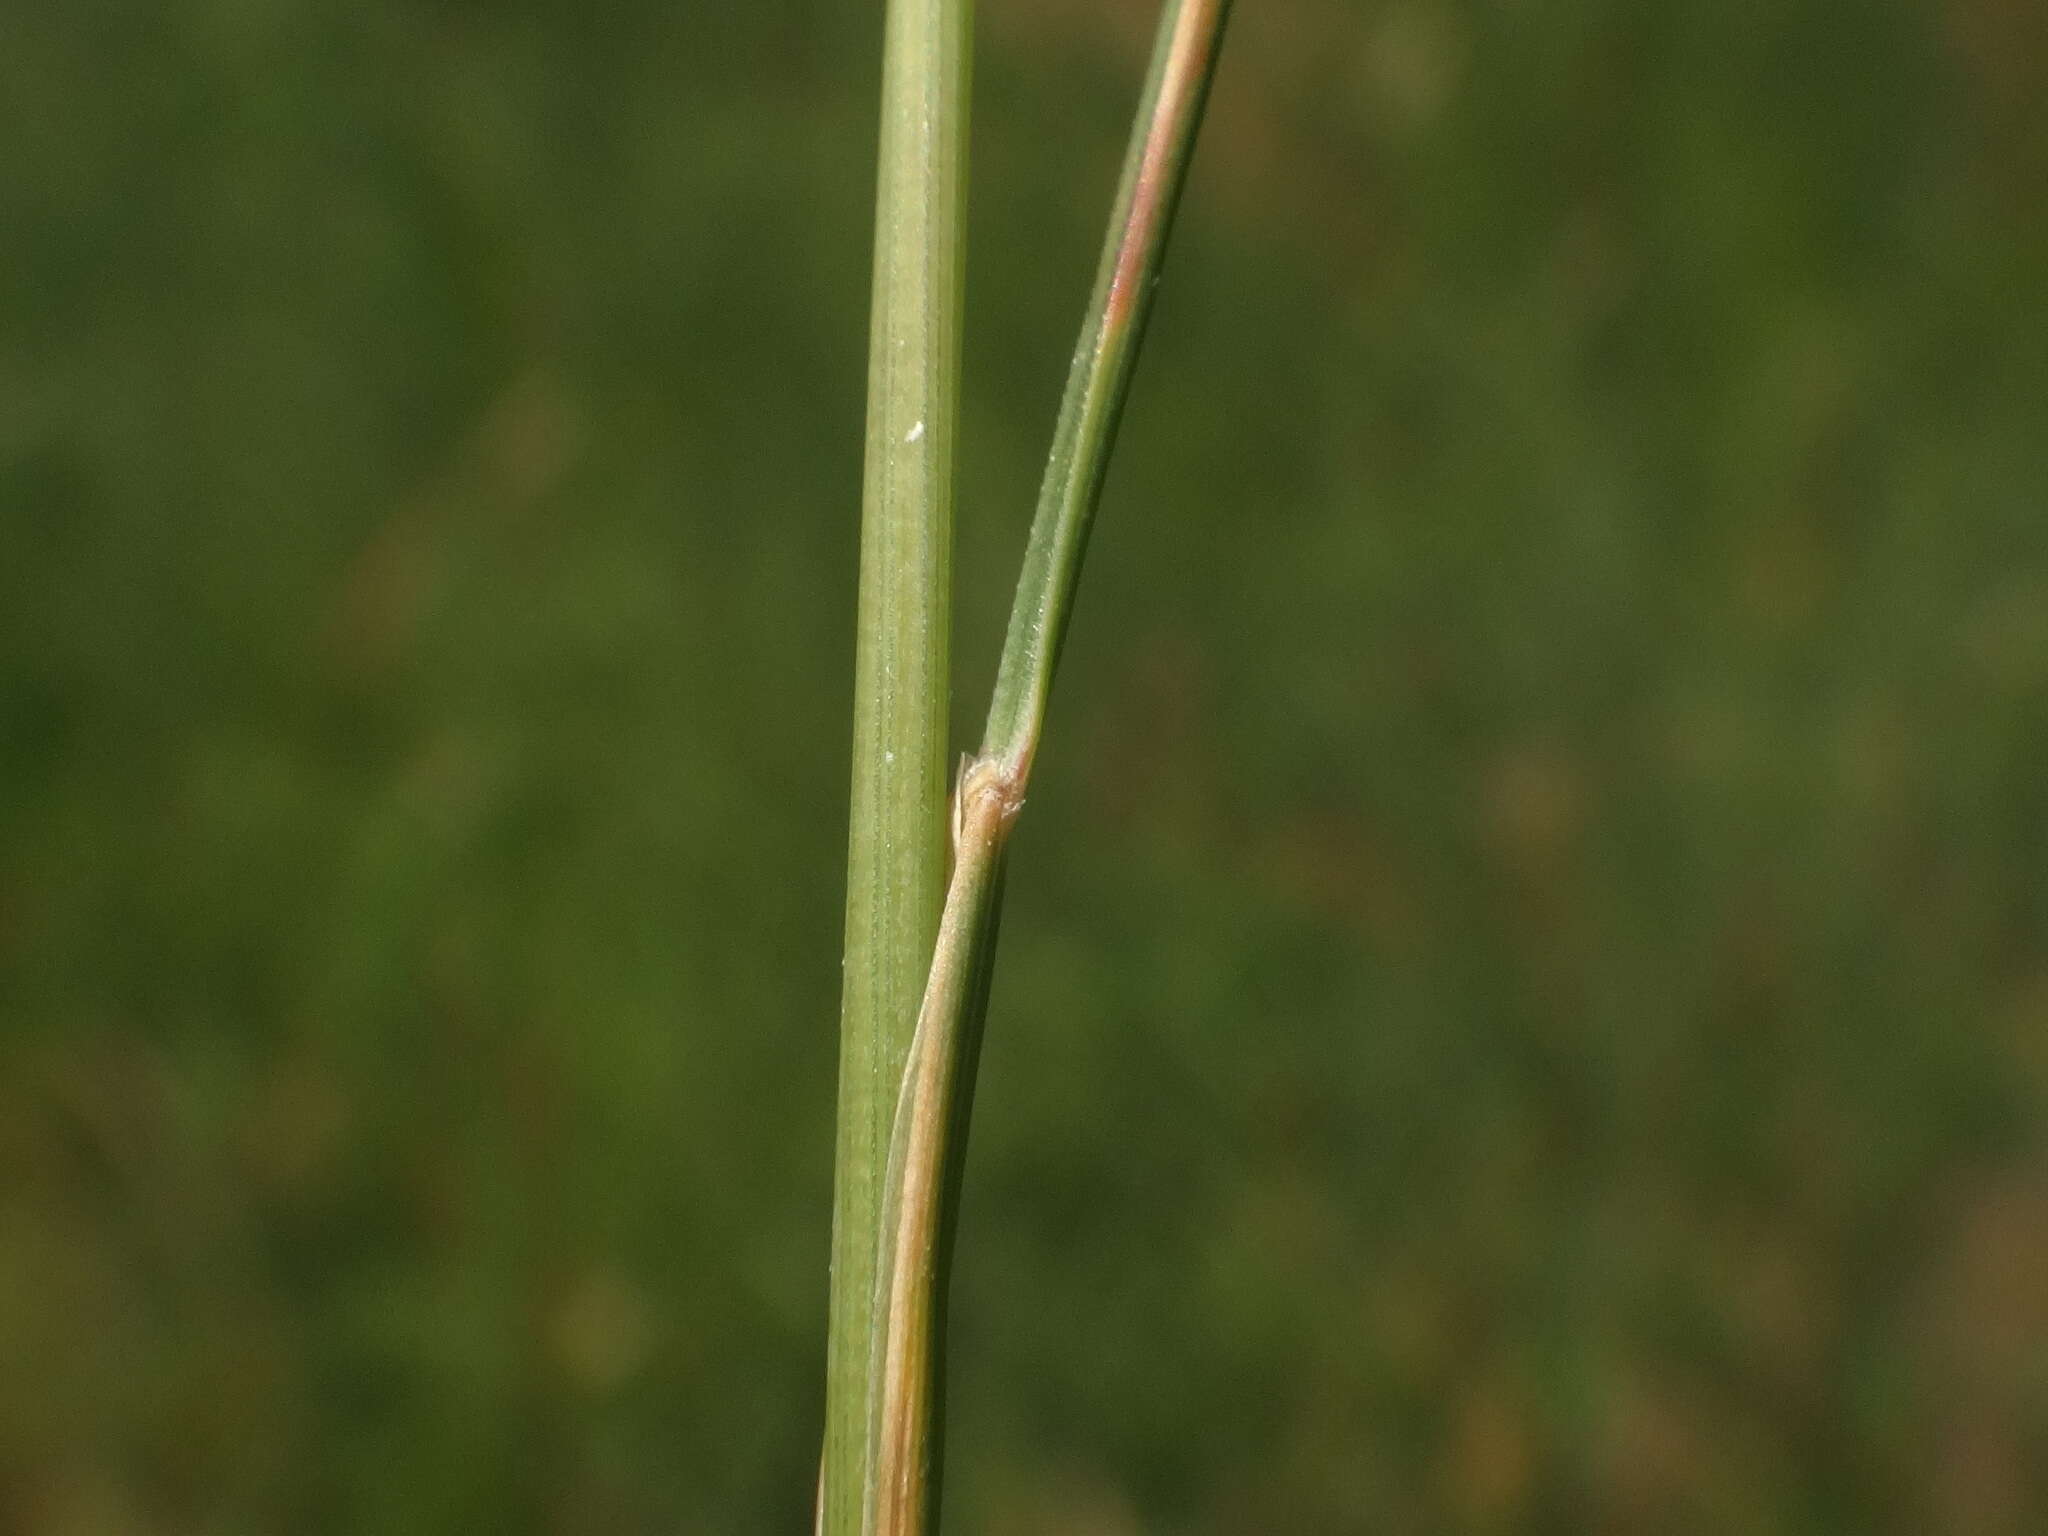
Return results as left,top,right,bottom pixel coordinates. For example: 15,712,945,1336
824,4,1233,1532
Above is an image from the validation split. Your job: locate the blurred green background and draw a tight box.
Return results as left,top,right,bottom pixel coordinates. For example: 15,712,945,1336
5,1,2047,1531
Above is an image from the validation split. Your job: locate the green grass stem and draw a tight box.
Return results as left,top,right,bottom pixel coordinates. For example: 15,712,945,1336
865,4,1232,1532
823,2,972,1532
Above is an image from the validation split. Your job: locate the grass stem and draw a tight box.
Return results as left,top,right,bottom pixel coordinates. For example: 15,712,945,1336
823,2,972,1532
865,5,1232,1532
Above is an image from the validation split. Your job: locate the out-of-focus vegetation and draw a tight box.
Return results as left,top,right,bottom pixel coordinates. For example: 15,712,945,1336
4,1,2046,1531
